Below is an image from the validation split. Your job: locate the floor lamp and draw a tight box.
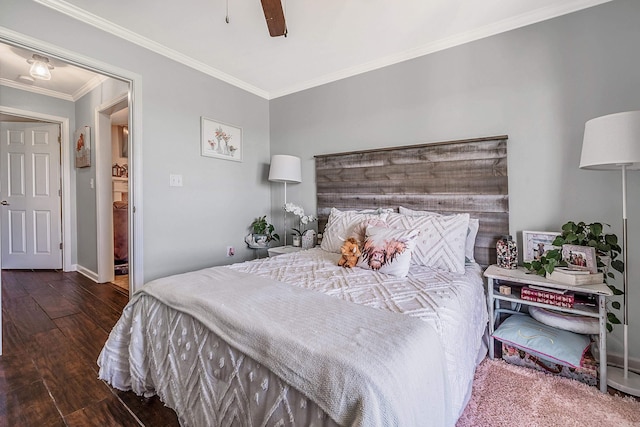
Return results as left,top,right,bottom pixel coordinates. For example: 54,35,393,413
268,155,301,246
580,110,640,396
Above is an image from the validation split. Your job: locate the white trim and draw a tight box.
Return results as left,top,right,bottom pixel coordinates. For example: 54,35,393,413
0,75,108,102
95,98,119,283
0,106,72,272
32,0,269,100
75,264,99,282
73,74,110,101
0,29,145,292
34,0,610,100
270,0,614,98
0,77,74,101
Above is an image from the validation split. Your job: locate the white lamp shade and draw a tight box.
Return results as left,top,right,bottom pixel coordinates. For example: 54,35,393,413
580,111,640,170
269,155,302,183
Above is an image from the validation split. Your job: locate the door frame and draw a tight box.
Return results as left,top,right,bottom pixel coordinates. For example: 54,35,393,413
95,95,128,284
0,107,70,271
0,28,144,292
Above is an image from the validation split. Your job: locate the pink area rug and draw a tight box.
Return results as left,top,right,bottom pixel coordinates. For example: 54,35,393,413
457,358,640,427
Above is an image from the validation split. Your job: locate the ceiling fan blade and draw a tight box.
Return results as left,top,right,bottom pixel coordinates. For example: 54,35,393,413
260,0,287,37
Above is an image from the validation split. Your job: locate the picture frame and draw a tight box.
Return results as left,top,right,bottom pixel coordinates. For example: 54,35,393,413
74,126,91,168
201,117,242,162
522,230,560,262
119,125,129,158
562,244,598,273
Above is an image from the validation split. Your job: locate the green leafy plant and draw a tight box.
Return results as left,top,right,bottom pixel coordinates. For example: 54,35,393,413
250,216,279,243
523,221,624,331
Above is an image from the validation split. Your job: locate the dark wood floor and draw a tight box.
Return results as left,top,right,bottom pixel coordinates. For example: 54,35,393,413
0,270,180,426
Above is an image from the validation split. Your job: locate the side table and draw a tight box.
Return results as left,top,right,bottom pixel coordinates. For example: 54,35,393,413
484,265,612,393
267,245,303,257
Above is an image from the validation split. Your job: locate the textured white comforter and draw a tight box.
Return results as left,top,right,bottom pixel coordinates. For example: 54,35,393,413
98,248,487,426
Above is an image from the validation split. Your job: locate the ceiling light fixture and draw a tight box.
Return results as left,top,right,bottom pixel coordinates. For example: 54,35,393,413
27,54,54,81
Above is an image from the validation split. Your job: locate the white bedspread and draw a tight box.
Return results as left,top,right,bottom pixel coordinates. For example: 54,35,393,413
101,266,449,426
231,248,488,417
98,248,487,426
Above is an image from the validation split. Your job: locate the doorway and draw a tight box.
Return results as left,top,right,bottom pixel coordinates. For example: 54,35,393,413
0,121,62,269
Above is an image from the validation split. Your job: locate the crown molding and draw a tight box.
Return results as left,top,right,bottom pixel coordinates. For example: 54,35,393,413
0,77,74,101
34,0,270,100
35,0,611,100
270,0,612,98
72,74,109,100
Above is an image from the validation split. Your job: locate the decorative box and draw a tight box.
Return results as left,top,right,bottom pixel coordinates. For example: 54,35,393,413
502,342,598,386
521,286,574,308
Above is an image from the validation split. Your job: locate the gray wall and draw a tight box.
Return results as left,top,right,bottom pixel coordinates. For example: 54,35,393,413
269,0,640,362
1,0,271,282
0,85,77,264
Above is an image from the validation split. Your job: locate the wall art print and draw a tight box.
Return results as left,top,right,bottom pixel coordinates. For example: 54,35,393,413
75,126,91,168
201,117,242,162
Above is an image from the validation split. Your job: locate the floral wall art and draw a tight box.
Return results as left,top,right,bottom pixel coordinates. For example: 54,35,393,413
74,126,91,168
201,117,242,162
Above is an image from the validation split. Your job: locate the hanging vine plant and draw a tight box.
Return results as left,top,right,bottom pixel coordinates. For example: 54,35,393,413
523,221,624,332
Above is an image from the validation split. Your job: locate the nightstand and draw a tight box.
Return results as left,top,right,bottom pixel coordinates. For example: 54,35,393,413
484,265,612,392
267,245,303,257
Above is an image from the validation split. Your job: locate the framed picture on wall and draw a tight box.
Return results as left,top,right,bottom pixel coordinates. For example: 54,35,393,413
74,126,91,168
119,125,129,158
522,230,560,262
201,117,242,162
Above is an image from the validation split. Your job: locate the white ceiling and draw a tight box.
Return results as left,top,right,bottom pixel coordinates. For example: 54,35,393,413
3,0,611,100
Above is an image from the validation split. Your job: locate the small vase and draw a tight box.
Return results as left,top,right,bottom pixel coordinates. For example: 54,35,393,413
302,229,316,249
497,235,517,269
292,235,301,247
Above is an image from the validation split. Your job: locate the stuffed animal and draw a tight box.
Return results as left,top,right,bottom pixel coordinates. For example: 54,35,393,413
338,237,361,268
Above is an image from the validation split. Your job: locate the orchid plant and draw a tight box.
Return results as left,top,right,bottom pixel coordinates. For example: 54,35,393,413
284,203,317,236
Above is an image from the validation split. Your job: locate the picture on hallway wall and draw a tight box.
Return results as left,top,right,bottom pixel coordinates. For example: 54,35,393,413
74,126,91,168
201,117,242,162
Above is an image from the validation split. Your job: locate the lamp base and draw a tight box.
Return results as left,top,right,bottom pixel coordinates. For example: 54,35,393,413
607,365,640,397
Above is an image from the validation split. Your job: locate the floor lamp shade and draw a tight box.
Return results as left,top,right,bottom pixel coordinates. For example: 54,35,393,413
269,155,301,246
580,110,640,397
580,111,640,170
268,155,302,183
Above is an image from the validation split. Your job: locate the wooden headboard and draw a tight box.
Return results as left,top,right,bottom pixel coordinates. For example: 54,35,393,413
314,135,509,266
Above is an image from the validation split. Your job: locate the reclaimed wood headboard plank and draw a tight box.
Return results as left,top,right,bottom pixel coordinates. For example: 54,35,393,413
315,135,509,266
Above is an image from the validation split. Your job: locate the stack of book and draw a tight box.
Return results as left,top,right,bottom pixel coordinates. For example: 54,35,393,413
521,286,574,308
546,268,604,286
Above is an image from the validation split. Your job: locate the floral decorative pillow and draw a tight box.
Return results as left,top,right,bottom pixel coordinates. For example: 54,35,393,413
386,212,469,274
398,206,479,263
356,226,418,277
320,208,389,253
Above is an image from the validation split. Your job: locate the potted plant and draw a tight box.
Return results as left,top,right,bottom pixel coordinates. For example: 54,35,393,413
284,203,317,247
246,216,279,248
523,221,624,331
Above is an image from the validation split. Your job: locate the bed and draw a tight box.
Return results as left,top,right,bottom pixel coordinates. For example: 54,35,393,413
98,136,509,426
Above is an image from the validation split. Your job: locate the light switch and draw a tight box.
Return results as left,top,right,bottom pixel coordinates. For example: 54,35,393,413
169,174,183,187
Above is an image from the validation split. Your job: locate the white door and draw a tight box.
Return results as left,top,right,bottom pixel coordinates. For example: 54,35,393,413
0,122,62,269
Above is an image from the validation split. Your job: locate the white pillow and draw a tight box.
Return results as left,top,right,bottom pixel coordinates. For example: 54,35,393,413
386,212,469,274
398,206,479,263
321,208,389,253
356,226,418,277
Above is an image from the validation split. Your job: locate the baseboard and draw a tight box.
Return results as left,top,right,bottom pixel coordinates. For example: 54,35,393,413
74,264,99,282
607,352,640,373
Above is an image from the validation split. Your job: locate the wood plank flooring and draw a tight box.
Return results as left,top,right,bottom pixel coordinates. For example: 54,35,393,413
0,270,179,427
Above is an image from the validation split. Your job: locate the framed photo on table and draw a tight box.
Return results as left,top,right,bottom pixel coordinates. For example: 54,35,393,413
562,244,598,273
522,230,560,262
